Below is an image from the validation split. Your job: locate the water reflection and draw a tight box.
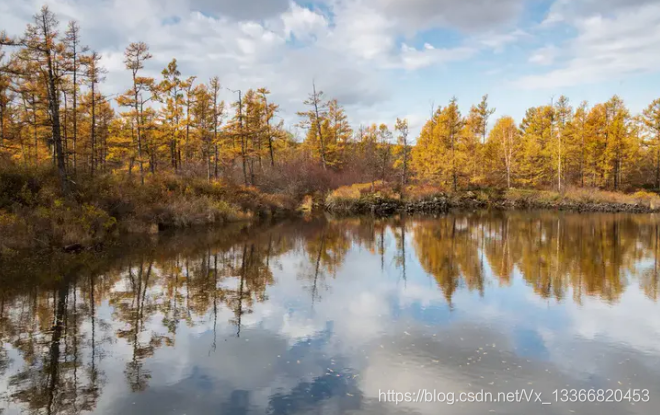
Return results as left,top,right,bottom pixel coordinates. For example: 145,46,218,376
2,212,660,414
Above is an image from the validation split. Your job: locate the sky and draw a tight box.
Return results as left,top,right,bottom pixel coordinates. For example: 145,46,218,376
1,0,660,138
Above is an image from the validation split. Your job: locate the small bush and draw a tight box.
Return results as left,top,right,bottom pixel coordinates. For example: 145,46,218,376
404,183,446,201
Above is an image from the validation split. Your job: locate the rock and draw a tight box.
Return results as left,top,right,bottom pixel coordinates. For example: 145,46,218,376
63,243,84,254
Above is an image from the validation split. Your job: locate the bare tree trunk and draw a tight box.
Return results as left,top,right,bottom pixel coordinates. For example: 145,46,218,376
236,90,248,185
90,79,96,177
42,18,68,193
656,133,660,189
72,44,78,175
580,118,585,187
312,81,327,170
62,90,68,168
451,131,457,192
0,95,5,148
263,93,275,167
132,73,144,185
212,82,220,179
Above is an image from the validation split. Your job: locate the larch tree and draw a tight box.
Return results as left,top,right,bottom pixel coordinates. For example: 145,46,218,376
642,98,660,189
584,103,607,187
604,96,630,191
5,6,70,193
394,118,410,187
412,98,466,190
322,98,351,169
118,42,154,185
63,20,87,174
225,87,249,185
519,105,554,188
570,102,589,187
486,116,520,188
0,45,10,149
182,75,196,168
554,96,572,192
257,88,275,167
445,98,465,191
159,59,184,172
473,94,496,144
190,83,214,181
81,51,106,175
377,123,393,182
210,77,224,178
298,82,329,170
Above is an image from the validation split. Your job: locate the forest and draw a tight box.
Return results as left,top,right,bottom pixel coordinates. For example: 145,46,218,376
2,6,660,250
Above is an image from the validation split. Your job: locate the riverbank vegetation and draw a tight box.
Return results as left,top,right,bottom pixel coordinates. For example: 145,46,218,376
325,182,660,214
3,6,660,252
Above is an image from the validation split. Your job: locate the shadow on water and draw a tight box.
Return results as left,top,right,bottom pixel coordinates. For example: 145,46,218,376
1,211,660,414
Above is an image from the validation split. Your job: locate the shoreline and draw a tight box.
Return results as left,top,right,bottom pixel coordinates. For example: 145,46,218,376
1,198,654,257
2,170,659,256
324,191,660,215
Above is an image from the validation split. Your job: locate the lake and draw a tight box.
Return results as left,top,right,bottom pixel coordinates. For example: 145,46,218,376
1,211,660,415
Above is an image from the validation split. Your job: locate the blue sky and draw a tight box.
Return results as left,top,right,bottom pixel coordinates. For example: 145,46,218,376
1,0,659,138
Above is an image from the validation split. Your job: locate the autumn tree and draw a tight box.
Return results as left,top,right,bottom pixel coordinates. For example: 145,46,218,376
394,118,410,187
159,59,184,172
412,97,465,190
63,20,87,173
81,51,106,175
1,6,69,192
210,77,224,178
298,82,329,169
257,87,276,167
518,105,554,187
554,96,572,191
642,98,660,189
117,42,155,184
603,96,633,191
569,102,589,187
485,116,520,188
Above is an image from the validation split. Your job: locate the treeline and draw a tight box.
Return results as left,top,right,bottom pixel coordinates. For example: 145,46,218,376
420,95,660,192
2,6,660,197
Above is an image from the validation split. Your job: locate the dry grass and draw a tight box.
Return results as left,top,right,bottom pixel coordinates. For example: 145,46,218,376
325,180,660,212
326,181,401,205
0,164,297,253
404,183,446,201
505,187,660,208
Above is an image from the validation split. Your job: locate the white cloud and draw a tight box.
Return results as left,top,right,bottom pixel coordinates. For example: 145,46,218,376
542,0,658,25
364,0,527,33
0,0,534,137
325,0,397,62
528,44,559,65
399,43,476,70
517,2,660,89
190,0,291,20
281,2,328,42
478,29,529,52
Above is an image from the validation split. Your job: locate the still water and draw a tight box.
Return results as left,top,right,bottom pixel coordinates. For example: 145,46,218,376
2,211,660,415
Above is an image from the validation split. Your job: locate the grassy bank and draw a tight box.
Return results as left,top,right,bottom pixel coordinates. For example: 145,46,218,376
4,165,660,255
0,165,297,254
325,182,660,214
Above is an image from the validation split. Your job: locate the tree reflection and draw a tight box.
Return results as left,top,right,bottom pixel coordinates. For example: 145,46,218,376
410,211,657,304
1,213,660,414
5,269,110,415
